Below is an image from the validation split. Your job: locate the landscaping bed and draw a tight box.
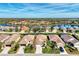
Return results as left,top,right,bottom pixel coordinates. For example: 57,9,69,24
64,44,79,55
42,40,60,54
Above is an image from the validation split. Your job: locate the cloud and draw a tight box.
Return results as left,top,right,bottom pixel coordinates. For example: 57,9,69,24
0,3,79,18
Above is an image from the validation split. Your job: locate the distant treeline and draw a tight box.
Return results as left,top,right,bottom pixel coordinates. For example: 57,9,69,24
0,18,79,20
0,18,79,24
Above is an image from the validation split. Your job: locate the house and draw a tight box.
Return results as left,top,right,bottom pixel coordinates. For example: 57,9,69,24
5,34,20,47
60,34,79,46
0,34,10,49
19,35,35,46
35,35,47,45
21,26,29,32
48,35,65,47
0,25,16,32
0,34,10,43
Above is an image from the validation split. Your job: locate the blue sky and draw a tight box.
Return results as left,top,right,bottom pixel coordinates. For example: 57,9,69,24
0,3,79,18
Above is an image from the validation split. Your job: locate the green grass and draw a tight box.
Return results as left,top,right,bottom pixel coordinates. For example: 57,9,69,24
42,46,52,54
0,42,3,53
24,44,36,53
42,40,60,54
0,49,3,53
52,48,60,54
42,46,60,54
8,44,19,54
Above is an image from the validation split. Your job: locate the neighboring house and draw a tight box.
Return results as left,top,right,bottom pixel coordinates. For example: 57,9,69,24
0,34,10,43
73,26,79,30
19,35,35,46
0,34,10,48
60,34,79,46
35,35,47,45
49,35,65,47
5,34,20,47
21,26,29,31
0,26,15,32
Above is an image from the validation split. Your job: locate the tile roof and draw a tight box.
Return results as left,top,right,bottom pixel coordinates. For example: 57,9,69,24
48,35,64,44
35,35,47,45
19,35,35,45
0,34,10,42
5,34,20,45
60,34,78,44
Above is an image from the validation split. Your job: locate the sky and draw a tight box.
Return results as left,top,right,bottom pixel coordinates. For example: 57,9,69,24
0,3,79,18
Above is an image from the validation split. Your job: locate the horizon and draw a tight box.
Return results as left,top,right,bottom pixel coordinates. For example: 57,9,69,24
0,3,79,18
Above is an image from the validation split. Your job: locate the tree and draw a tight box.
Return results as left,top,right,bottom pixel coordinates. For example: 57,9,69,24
15,26,19,32
32,27,40,32
9,28,13,32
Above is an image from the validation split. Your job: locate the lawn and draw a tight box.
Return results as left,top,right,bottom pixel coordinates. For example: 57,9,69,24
24,44,36,53
0,42,3,53
8,44,19,54
75,30,79,34
42,46,52,54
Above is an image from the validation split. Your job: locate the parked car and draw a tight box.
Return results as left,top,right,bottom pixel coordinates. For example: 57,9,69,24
68,42,74,47
59,47,64,52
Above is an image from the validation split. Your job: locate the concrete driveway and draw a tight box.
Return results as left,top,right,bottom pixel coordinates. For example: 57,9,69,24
0,47,11,55
74,46,79,51
63,30,67,33
16,46,25,55
35,45,42,54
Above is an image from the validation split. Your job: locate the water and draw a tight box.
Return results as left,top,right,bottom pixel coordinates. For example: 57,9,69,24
54,24,79,29
0,24,15,26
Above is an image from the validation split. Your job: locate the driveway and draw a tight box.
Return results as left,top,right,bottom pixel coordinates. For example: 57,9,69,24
16,46,25,55
63,30,67,33
35,45,42,54
74,46,79,51
0,47,11,55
